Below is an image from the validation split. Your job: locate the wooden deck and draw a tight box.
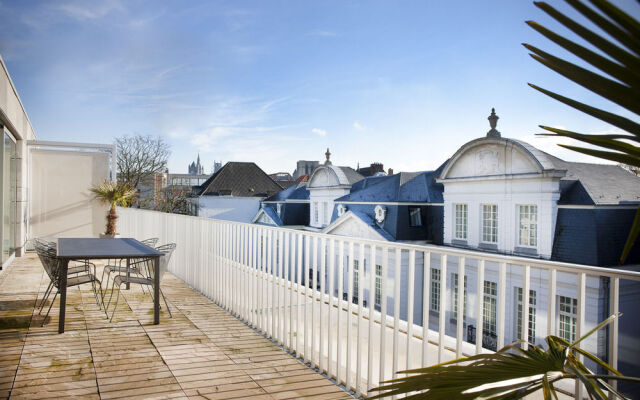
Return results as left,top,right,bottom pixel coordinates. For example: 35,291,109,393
0,254,353,400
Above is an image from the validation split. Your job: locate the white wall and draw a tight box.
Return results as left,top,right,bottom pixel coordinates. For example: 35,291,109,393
29,149,109,238
0,56,37,256
443,178,560,258
198,196,261,223
309,188,349,228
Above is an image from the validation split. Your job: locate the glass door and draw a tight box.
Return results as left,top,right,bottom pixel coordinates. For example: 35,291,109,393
1,127,17,266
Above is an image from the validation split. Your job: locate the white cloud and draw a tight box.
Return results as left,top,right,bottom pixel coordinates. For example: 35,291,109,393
312,128,326,136
353,121,365,131
309,30,338,37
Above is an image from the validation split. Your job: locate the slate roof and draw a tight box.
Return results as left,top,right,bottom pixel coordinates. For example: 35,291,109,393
549,157,640,205
263,182,310,202
513,141,640,205
335,170,444,203
197,162,283,197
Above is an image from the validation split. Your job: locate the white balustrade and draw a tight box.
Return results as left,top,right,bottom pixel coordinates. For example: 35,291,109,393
118,208,640,398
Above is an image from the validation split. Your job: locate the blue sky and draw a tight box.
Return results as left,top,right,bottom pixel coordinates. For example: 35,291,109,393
1,0,638,174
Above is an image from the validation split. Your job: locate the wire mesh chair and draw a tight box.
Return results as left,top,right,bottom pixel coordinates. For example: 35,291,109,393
100,237,159,301
105,243,176,322
33,239,104,326
33,238,98,314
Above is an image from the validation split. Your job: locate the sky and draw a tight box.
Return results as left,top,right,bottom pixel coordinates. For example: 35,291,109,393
0,0,638,174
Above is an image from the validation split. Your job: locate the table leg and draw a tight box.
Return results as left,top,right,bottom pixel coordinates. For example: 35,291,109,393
58,259,69,334
125,258,130,290
154,256,160,325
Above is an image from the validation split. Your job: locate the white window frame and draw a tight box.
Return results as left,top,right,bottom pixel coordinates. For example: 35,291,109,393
454,203,468,240
516,287,537,344
558,295,577,342
375,264,382,308
276,203,282,217
451,273,467,320
518,204,538,248
481,204,498,244
409,207,422,227
313,202,319,225
353,260,360,298
324,202,330,225
430,268,440,312
483,281,497,336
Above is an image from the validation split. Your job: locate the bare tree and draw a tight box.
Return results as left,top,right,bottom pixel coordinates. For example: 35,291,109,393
116,135,170,188
155,189,195,216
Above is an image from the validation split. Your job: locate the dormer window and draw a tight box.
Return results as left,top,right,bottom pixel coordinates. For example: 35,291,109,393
374,205,386,224
409,207,422,227
337,204,347,216
276,203,282,217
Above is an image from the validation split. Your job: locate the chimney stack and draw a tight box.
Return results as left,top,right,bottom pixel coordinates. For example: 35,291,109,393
388,168,394,175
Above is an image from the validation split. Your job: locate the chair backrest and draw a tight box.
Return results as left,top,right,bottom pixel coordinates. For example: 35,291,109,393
149,243,176,281
141,237,159,247
33,238,60,288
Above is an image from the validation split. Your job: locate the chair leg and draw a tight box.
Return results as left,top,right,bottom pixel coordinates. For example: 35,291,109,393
39,281,54,313
160,289,172,318
42,290,58,327
109,287,122,323
104,280,118,318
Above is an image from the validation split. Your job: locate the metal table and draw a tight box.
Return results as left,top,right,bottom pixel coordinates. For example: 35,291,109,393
56,238,163,334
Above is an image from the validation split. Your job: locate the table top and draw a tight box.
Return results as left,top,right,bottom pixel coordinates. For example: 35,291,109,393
57,238,163,259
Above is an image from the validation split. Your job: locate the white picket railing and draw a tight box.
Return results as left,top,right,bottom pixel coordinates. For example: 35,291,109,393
118,207,640,398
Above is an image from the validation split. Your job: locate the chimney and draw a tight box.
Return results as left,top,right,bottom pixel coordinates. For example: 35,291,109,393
388,168,394,175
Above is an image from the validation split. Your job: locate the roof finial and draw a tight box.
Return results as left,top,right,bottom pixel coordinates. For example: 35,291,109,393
324,148,332,165
486,107,501,138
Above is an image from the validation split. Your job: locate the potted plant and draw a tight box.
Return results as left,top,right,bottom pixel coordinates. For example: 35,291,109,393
90,180,136,238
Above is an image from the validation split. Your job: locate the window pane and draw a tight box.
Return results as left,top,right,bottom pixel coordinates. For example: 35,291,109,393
454,204,468,240
481,204,498,243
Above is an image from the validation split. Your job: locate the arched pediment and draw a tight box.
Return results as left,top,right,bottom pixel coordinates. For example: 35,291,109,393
308,166,352,188
440,138,551,180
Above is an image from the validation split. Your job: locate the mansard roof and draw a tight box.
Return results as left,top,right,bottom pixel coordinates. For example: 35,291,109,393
197,162,283,197
263,182,310,202
322,210,394,241
336,170,444,203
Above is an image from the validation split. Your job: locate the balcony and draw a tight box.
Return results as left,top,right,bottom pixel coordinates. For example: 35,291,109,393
111,207,639,399
0,254,353,399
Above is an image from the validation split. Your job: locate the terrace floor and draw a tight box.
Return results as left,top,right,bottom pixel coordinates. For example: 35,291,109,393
0,254,353,400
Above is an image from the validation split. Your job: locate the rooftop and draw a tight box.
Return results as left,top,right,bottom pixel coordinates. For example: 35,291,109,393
0,255,352,400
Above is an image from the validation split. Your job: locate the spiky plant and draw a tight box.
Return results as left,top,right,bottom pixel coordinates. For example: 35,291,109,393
90,181,136,235
524,0,640,264
369,314,639,399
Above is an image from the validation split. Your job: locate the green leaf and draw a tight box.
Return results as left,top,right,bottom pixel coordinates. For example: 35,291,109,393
538,126,640,156
568,0,640,56
585,0,640,48
534,1,640,70
525,21,640,87
526,47,640,115
557,144,640,167
620,205,640,264
527,83,640,136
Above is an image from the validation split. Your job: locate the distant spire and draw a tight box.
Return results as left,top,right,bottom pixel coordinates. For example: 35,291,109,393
486,108,501,138
324,148,332,165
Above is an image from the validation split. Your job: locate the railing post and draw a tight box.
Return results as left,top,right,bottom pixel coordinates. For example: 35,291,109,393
456,256,465,358
368,244,377,392
407,249,416,370
422,251,430,366
438,254,447,364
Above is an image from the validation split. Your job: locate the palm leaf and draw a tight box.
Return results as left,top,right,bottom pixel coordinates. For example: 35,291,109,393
620,205,640,264
538,126,640,156
568,0,640,55
534,1,640,70
585,0,640,48
525,20,640,87
527,83,640,136
556,144,640,167
526,46,640,114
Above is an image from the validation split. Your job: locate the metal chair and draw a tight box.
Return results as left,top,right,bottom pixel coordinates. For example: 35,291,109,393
100,237,159,300
105,243,176,322
33,240,104,326
34,238,97,314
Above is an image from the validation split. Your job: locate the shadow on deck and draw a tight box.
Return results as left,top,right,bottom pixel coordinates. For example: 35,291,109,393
0,254,353,400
